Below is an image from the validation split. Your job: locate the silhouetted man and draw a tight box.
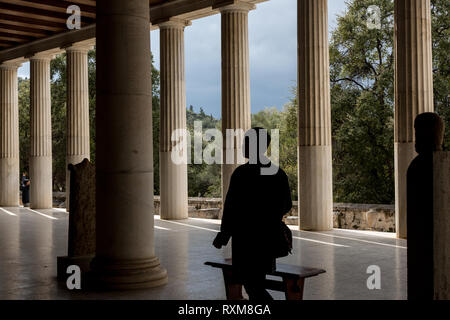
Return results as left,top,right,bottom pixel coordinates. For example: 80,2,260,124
213,128,292,301
407,113,445,300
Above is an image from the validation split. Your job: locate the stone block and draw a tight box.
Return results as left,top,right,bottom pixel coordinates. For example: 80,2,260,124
433,151,450,299
68,158,96,257
57,158,95,281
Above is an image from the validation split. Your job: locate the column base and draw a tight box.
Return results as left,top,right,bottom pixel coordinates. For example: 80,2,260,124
298,145,333,231
90,256,168,290
394,142,416,239
159,152,188,220
0,158,19,207
30,156,53,209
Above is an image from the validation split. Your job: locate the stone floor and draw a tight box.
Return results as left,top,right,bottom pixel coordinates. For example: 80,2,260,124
0,206,407,300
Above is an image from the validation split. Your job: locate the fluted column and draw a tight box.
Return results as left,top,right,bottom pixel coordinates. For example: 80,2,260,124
394,0,434,239
297,0,333,231
0,62,21,207
220,2,253,210
159,19,190,220
92,0,167,289
30,54,53,209
66,44,91,211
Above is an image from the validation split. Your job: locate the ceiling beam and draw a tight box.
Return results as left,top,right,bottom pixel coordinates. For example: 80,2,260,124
0,22,53,36
0,31,37,41
0,36,27,44
0,13,66,30
18,0,96,14
0,23,95,63
0,3,95,24
0,40,16,46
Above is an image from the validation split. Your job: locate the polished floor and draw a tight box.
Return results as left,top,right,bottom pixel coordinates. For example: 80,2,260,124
0,206,407,300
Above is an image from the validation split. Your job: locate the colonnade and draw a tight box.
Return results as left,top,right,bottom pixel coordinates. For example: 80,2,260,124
0,44,91,210
0,0,436,288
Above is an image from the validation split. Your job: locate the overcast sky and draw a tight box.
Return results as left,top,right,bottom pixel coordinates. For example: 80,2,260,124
18,0,347,118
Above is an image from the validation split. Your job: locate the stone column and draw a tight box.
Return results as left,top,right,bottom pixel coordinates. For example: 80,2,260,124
394,0,434,239
65,44,92,211
220,2,253,208
0,62,21,207
159,19,190,220
92,0,167,289
30,54,53,209
297,0,333,231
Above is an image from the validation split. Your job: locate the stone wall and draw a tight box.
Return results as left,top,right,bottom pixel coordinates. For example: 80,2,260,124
153,196,396,233
53,193,396,232
154,196,222,219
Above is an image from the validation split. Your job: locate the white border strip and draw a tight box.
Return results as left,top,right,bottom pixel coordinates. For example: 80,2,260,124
155,226,171,231
158,219,219,233
26,208,58,220
0,207,17,216
156,217,348,248
292,236,349,248
298,230,407,249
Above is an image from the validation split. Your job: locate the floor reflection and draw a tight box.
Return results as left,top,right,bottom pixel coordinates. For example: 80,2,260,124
0,208,407,300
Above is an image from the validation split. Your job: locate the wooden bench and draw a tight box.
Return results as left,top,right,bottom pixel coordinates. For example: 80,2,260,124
205,260,325,300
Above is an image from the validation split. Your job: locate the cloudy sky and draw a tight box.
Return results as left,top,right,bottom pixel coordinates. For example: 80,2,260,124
18,0,347,118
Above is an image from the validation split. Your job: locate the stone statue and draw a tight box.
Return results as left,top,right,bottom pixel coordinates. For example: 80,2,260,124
57,158,96,283
68,158,96,257
407,112,445,300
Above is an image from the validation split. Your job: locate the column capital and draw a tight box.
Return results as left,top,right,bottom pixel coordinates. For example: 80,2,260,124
158,18,191,29
214,0,255,13
0,61,22,70
64,39,96,53
27,49,61,61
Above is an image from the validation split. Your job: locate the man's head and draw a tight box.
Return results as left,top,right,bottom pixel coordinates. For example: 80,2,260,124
243,127,271,161
414,113,445,154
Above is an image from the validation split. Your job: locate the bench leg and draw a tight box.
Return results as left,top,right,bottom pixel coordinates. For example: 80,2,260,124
222,269,244,300
283,277,305,300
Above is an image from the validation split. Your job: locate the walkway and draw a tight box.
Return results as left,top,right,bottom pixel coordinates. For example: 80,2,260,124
0,207,406,299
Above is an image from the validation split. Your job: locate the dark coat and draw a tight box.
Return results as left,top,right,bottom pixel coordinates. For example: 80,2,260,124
216,163,292,276
21,175,30,204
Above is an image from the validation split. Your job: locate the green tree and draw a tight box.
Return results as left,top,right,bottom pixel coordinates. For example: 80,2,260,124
18,78,30,175
432,0,450,150
279,89,299,201
330,0,395,204
50,54,68,191
186,106,221,197
151,54,161,195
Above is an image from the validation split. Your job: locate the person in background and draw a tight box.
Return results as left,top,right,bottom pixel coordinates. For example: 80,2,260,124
21,171,30,207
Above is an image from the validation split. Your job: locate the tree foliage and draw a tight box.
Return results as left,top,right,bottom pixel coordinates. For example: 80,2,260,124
432,0,450,150
330,0,395,204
